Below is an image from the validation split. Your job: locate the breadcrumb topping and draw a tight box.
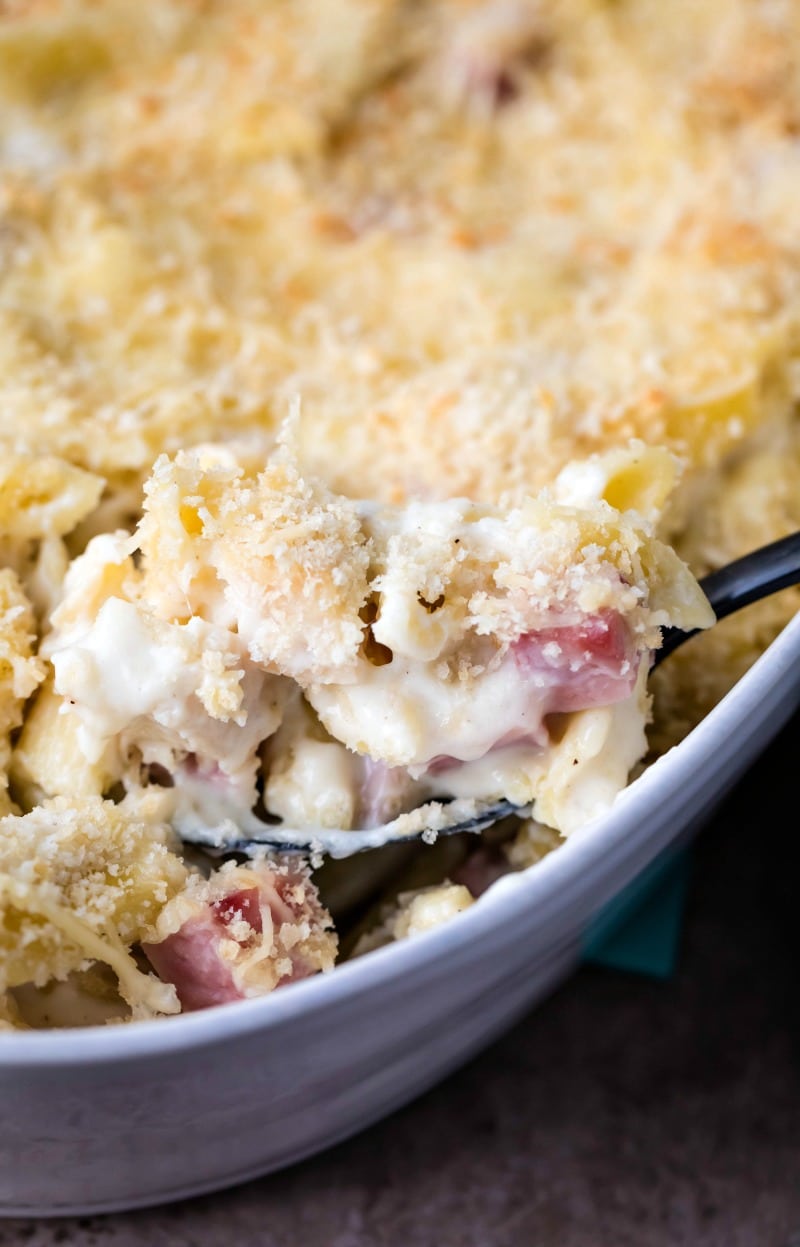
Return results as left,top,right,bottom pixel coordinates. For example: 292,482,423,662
0,795,187,1006
0,569,45,812
0,0,797,1024
137,448,371,683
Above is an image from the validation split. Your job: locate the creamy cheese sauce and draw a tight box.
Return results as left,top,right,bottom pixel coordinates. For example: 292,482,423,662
49,598,286,783
309,655,550,768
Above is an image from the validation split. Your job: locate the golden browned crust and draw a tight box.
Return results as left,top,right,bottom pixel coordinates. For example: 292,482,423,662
1,0,798,1017
0,795,187,996
0,568,45,811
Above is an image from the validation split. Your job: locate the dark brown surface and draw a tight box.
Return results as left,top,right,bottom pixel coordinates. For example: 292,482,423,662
3,713,799,1247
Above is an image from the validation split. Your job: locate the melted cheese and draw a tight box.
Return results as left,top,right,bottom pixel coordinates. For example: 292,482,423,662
1,0,799,1022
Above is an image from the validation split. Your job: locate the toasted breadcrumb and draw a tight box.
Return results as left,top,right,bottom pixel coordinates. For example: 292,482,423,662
137,448,371,683
0,0,795,735
41,446,711,798
0,569,45,812
0,796,187,1009
0,455,104,542
53,445,712,689
144,859,337,1005
0,0,798,1019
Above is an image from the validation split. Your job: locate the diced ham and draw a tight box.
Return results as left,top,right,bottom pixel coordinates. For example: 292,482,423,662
182,753,227,785
425,753,463,777
426,611,641,783
143,865,335,1012
143,909,244,1011
355,758,420,828
452,846,512,898
211,886,263,935
511,609,638,713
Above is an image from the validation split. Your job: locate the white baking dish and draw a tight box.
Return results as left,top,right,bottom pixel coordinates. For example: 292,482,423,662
1,612,798,1217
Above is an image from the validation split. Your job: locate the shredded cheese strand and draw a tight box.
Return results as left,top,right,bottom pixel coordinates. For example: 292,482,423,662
0,872,179,1018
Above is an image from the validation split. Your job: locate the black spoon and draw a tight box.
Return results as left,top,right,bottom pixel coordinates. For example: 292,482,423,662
655,529,800,663
180,531,800,859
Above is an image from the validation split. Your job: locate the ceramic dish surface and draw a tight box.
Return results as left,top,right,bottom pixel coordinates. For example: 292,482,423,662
0,612,798,1217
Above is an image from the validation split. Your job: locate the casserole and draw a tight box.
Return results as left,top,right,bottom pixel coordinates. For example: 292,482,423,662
0,610,797,1215
2,0,800,1021
1,0,800,1209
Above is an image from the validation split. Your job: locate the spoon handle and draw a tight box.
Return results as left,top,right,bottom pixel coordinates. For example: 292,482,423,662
655,530,800,665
